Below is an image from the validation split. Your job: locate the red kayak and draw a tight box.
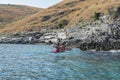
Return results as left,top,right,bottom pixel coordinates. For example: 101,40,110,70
51,49,64,53
51,48,72,53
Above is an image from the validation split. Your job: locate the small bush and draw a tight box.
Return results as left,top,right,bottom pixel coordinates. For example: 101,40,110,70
94,12,101,20
57,19,68,29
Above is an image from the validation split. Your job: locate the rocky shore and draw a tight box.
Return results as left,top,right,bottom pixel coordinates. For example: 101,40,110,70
65,20,120,51
0,19,120,51
78,21,120,51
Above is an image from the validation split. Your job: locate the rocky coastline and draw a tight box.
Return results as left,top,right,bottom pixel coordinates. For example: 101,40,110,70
0,19,120,51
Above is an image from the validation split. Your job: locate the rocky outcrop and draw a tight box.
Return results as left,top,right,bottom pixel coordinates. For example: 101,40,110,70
42,15,51,21
0,32,43,44
0,18,120,51
0,31,68,44
78,21,120,51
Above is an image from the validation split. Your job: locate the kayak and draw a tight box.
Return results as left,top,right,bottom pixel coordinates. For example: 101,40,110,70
51,48,72,53
51,49,64,53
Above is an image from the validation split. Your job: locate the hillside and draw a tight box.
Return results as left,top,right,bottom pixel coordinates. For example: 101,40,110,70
0,4,41,28
0,0,120,34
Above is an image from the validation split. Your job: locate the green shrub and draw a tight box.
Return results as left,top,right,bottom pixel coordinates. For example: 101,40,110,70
57,19,68,29
94,12,101,20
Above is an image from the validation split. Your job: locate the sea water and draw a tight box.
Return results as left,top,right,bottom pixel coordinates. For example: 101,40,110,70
0,44,120,80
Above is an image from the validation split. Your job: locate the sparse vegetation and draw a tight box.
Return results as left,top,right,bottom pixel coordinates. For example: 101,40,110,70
0,0,120,33
0,4,40,28
57,19,68,29
93,12,101,20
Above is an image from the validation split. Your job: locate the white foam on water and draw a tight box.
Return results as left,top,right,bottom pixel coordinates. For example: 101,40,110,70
109,50,120,53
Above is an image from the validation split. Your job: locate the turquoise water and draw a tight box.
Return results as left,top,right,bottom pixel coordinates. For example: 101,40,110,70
0,44,120,80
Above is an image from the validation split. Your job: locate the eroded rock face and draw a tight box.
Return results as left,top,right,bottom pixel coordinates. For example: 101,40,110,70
63,18,120,51
0,31,66,44
0,32,44,44
78,21,120,51
0,18,120,51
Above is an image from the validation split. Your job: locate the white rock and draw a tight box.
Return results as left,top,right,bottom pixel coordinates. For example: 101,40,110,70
58,32,67,39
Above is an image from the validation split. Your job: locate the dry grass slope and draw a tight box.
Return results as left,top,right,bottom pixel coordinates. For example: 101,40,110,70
0,4,41,28
0,0,120,34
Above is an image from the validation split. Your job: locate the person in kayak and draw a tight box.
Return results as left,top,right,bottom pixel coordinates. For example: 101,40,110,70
60,43,66,51
52,38,71,53
56,38,61,52
52,38,61,52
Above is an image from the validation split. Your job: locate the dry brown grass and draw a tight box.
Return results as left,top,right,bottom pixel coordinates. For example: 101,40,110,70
0,4,40,29
0,0,120,34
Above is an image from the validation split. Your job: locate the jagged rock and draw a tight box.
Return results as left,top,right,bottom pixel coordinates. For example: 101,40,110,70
78,21,120,51
42,15,50,21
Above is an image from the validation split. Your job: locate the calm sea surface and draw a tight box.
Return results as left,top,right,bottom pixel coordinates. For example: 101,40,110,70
0,44,120,80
